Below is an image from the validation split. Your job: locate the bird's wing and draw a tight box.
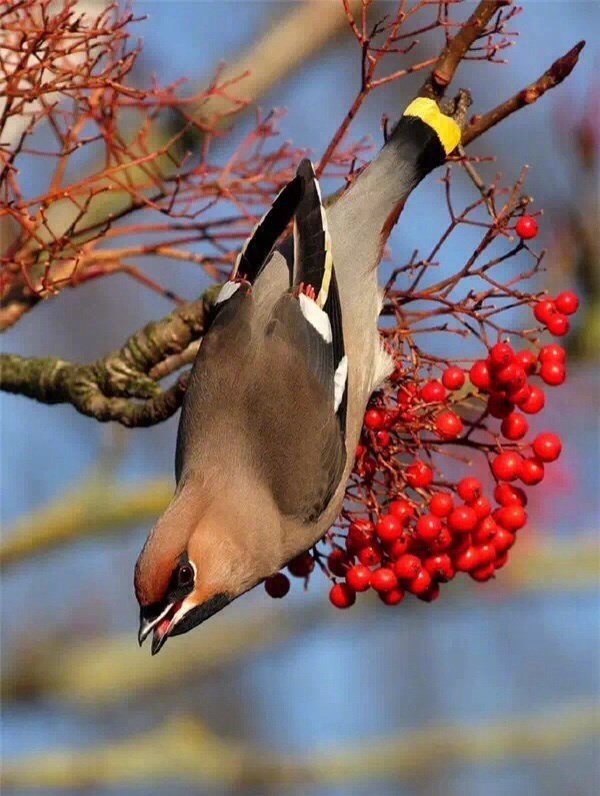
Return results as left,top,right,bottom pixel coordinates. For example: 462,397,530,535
176,160,347,522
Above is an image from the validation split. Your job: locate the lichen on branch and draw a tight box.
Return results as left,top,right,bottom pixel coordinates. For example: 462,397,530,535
1,294,210,426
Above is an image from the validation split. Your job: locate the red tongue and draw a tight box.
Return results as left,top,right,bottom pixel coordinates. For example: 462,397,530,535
156,617,171,636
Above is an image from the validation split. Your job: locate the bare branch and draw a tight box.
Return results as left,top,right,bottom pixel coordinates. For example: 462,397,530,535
419,0,513,101
462,40,586,146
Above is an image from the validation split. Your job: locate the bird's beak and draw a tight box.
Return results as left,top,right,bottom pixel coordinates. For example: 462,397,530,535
138,593,232,654
137,601,181,653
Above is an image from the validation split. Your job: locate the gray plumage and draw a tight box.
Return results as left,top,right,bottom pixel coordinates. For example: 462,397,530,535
135,98,461,653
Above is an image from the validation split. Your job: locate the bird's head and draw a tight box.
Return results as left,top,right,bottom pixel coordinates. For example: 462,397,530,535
134,479,280,653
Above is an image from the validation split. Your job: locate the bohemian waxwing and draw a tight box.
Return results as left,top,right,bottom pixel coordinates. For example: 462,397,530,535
135,98,461,653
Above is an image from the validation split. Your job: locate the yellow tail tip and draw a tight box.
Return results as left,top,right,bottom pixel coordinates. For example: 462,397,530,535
403,97,461,155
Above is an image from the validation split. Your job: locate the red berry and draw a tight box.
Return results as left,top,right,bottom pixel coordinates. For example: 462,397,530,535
397,385,417,408
264,573,290,598
454,546,481,572
376,430,391,447
520,384,545,413
470,360,492,391
538,344,566,364
496,504,527,531
405,460,433,489
355,444,366,459
546,313,570,337
390,364,404,383
420,380,447,404
476,544,497,566
287,552,315,577
516,215,538,240
435,410,463,439
457,477,483,504
501,412,529,441
494,483,527,507
495,363,526,389
427,525,453,553
487,393,514,419
358,544,383,567
346,565,372,592
494,552,510,569
430,492,454,517
359,456,377,479
472,516,497,544
519,457,545,486
389,500,415,524
492,528,515,553
442,366,465,391
394,554,422,581
534,299,556,325
383,409,399,429
376,514,404,543
386,535,409,559
417,582,441,602
451,534,473,555
492,451,522,482
515,349,537,375
540,362,566,386
555,291,579,315
471,496,492,520
370,567,398,593
470,563,496,582
364,409,385,430
508,384,533,407
448,505,478,534
424,554,455,582
416,514,443,543
379,587,406,606
347,520,375,549
327,549,350,576
489,342,515,369
329,582,356,609
532,432,562,462
407,569,432,596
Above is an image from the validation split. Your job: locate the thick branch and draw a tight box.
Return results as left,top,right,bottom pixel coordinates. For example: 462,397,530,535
462,40,586,145
0,293,210,426
2,701,597,790
0,478,173,570
419,0,512,100
2,602,320,705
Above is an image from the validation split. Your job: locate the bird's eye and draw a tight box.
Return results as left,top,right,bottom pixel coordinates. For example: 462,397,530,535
178,564,194,587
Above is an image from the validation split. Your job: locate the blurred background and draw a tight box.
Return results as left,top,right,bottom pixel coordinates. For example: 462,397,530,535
1,2,599,794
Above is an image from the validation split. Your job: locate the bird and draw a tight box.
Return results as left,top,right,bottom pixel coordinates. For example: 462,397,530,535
135,97,461,654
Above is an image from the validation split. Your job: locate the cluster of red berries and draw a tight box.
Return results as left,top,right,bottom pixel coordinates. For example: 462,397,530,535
264,278,578,610
533,292,579,339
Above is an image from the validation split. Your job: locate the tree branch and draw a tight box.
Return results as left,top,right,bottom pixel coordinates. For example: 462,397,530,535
1,0,364,331
2,701,597,790
418,0,512,100
461,40,586,145
2,602,323,705
0,292,211,426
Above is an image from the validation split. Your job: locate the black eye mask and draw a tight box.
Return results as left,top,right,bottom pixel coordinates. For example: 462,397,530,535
164,553,195,604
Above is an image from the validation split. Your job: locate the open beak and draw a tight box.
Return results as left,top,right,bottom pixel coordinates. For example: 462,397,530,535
138,601,182,654
138,593,232,654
